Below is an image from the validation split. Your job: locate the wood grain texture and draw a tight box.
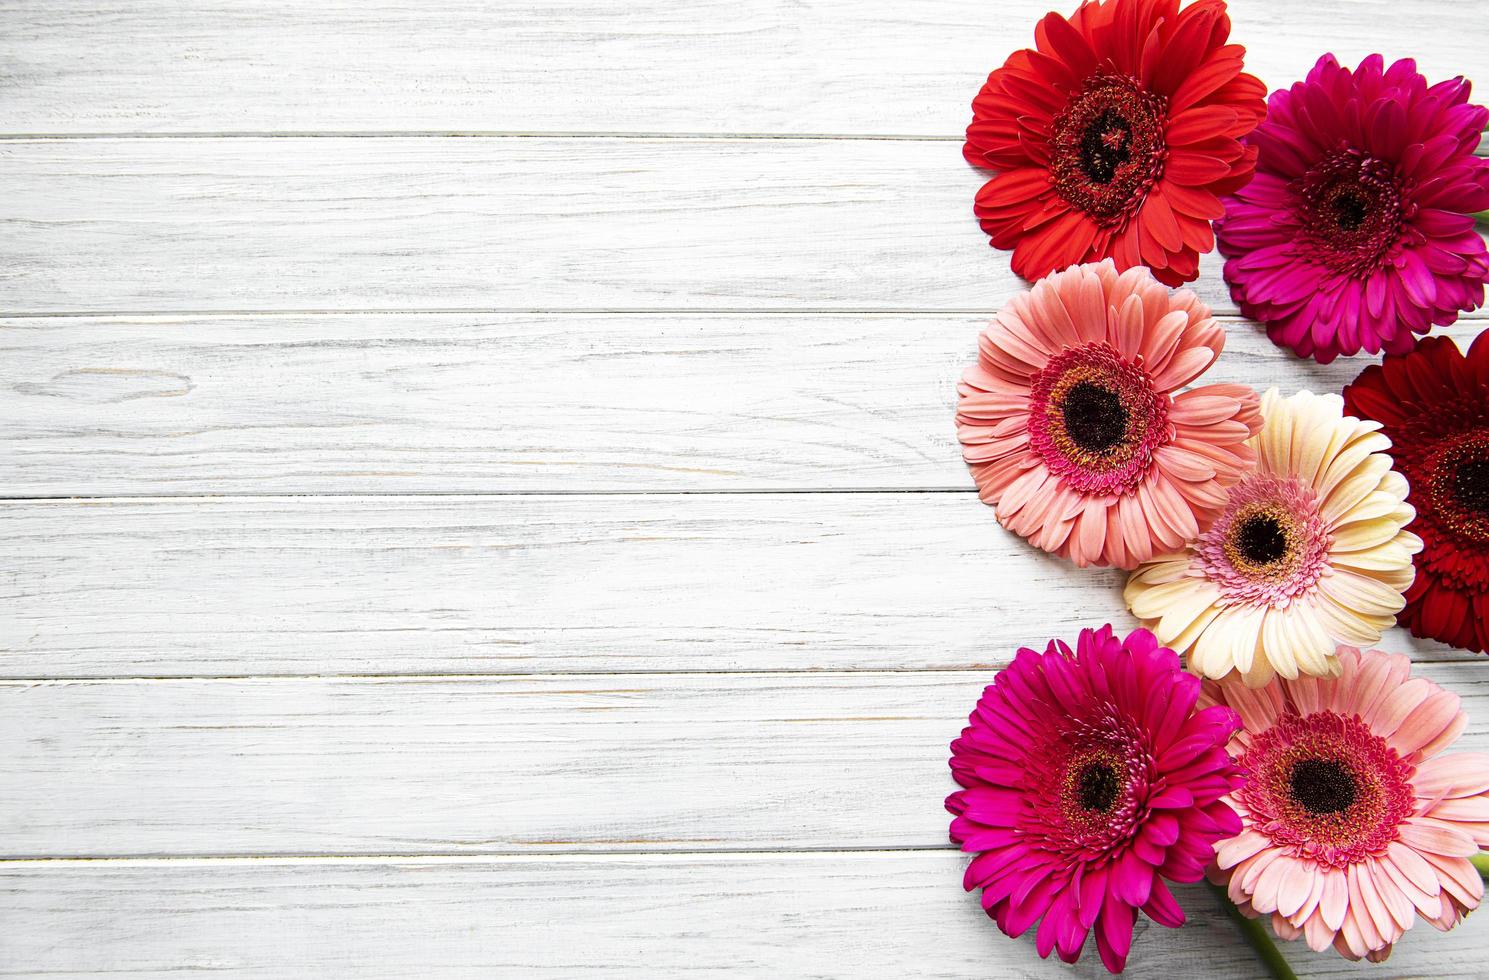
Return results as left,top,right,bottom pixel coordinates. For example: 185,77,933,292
3,664,1486,857
6,315,1484,496
11,136,1479,316
2,492,1472,678
0,136,1108,313
3,853,1488,979
7,138,1485,315
1,1,1486,137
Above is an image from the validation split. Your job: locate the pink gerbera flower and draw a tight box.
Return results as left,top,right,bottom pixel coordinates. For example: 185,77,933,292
1205,647,1489,961
956,260,1261,568
1216,54,1489,362
947,625,1244,972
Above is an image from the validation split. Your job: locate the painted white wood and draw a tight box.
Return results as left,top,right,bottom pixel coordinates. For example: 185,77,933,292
3,853,1487,979
3,665,1486,857
5,4,1488,978
5,315,1483,496
12,135,1463,316
0,493,1471,678
0,1,1485,137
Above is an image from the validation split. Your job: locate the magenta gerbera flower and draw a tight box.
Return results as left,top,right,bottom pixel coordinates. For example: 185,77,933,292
1216,54,1489,362
946,625,1243,972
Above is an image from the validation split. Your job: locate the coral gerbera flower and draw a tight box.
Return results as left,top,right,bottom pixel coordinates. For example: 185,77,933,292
947,625,1243,973
956,260,1260,568
1343,333,1489,652
1204,647,1489,961
1126,389,1422,686
1216,54,1489,362
964,0,1266,286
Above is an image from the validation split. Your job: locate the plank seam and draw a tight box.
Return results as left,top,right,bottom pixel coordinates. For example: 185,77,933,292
0,847,962,867
4,309,1486,320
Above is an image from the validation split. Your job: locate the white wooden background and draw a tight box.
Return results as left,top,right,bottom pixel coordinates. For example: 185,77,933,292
2,2,1487,977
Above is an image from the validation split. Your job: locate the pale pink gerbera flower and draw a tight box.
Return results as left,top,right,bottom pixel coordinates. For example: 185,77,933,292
1204,647,1489,961
956,261,1261,568
1127,389,1422,686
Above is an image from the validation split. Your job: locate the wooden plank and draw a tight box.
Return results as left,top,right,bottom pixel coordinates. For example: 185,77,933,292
7,138,1484,315
2,853,1487,978
16,136,1482,316
2,664,1486,858
1,493,1471,678
1,1,1485,137
7,316,1484,496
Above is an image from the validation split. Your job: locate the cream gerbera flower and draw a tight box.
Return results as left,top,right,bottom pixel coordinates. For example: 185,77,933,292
1125,389,1422,687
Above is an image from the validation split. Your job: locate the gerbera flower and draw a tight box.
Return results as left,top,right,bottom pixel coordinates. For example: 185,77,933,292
964,0,1266,286
1126,389,1422,686
1216,54,1489,362
947,625,1243,973
1204,647,1489,961
957,260,1260,568
1343,333,1489,652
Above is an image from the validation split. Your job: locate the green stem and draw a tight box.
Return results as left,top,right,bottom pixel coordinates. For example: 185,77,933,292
1474,210,1489,224
1207,880,1300,980
1472,852,1489,881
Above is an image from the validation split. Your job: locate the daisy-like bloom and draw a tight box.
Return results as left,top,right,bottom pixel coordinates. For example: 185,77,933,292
1126,389,1422,686
964,0,1266,286
957,260,1260,568
1343,333,1489,652
1204,647,1489,961
948,625,1243,973
1216,54,1489,362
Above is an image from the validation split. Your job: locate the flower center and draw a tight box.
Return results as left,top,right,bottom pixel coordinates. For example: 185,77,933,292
1050,74,1168,226
1294,149,1406,274
1234,711,1416,869
1075,759,1121,812
1194,475,1332,605
1428,433,1489,543
1454,457,1489,517
1039,731,1148,851
1289,758,1358,815
1235,513,1288,565
1027,343,1168,496
1079,110,1133,185
1333,192,1368,231
1061,380,1129,452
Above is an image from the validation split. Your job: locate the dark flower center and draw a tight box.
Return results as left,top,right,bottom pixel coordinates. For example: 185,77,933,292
1295,149,1404,273
1061,381,1128,452
1075,760,1121,813
1333,192,1368,230
1050,74,1168,225
1079,110,1133,185
1289,758,1358,815
1235,513,1288,565
1454,457,1489,517
1428,435,1489,543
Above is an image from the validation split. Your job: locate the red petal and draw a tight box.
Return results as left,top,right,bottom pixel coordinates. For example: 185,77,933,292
1141,191,1185,252
1149,4,1217,96
1161,180,1225,220
1165,153,1232,186
1168,56,1244,115
1035,11,1098,79
1166,105,1240,145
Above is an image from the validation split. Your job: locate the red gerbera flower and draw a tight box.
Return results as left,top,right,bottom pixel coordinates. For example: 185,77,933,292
1342,333,1489,652
964,0,1266,286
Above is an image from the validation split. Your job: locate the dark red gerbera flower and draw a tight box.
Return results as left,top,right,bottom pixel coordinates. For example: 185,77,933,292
964,0,1266,287
1342,332,1489,653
